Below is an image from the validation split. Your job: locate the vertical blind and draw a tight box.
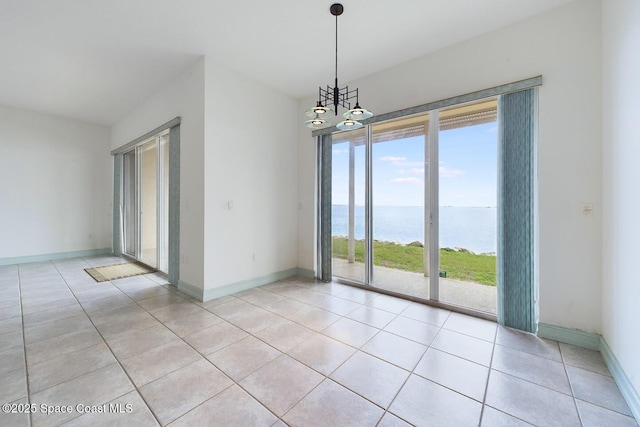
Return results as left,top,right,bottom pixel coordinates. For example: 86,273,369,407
168,125,181,286
497,88,537,332
112,154,123,257
318,134,333,282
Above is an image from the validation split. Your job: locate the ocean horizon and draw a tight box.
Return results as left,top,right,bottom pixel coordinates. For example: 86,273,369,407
332,205,497,254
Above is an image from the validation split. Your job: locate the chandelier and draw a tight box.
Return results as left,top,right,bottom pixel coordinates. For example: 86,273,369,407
305,3,372,130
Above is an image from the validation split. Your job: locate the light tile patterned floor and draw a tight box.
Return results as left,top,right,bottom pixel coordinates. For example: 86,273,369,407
0,256,637,427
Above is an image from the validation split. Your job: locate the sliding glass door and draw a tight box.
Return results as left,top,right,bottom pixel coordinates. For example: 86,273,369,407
437,100,498,313
123,150,136,257
330,99,498,315
331,128,366,283
121,131,169,272
371,114,430,300
140,139,158,267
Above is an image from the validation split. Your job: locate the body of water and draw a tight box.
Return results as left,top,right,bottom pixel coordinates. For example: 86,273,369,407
332,205,497,254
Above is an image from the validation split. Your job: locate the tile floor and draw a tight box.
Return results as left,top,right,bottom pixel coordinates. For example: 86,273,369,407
0,255,637,427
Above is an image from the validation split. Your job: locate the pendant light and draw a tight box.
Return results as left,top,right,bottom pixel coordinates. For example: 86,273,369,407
305,3,372,129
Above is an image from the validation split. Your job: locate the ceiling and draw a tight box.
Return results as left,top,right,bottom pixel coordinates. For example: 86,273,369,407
0,0,574,125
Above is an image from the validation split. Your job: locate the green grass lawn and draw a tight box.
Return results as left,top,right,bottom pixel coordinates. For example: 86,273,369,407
332,236,496,286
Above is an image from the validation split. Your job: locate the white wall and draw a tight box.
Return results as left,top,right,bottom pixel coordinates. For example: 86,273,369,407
111,58,205,290
602,0,640,402
298,0,603,333
0,105,111,259
203,58,299,291
111,56,299,295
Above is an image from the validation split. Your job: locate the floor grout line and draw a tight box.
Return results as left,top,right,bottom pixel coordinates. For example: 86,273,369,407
6,255,632,426
16,263,33,427
48,258,164,426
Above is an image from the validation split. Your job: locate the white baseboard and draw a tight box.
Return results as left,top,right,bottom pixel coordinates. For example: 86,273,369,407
177,279,203,300
296,268,316,280
0,248,112,266
600,337,640,422
177,268,314,303
537,323,600,350
202,268,300,301
538,323,639,422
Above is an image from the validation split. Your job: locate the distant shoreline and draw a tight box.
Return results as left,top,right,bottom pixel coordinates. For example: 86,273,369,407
332,204,497,209
332,235,496,257
332,205,497,254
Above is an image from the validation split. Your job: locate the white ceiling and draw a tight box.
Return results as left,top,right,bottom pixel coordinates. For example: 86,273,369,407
0,0,574,125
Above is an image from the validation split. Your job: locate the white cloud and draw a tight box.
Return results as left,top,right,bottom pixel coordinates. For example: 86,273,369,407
439,166,465,178
391,177,422,185
399,161,424,167
380,156,424,168
396,168,424,175
333,148,348,155
379,156,406,162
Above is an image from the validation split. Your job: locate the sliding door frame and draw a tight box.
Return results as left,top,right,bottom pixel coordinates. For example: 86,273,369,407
427,111,440,301
125,132,168,271
364,125,374,284
112,117,181,285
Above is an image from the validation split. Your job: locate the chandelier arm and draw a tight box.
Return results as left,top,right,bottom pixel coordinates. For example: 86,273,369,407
306,4,371,128
344,87,358,101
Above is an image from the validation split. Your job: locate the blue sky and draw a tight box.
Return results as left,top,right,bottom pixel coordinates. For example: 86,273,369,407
332,122,497,207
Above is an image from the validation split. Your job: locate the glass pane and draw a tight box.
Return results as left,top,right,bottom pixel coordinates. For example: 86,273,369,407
140,139,157,268
332,128,366,283
371,114,429,299
123,151,136,256
438,99,498,314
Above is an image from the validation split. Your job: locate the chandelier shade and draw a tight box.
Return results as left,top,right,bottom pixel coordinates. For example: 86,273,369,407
343,102,373,120
336,118,363,131
305,3,372,130
304,114,329,129
305,101,333,118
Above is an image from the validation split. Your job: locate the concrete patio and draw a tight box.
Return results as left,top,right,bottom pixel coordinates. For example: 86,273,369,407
332,259,497,314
